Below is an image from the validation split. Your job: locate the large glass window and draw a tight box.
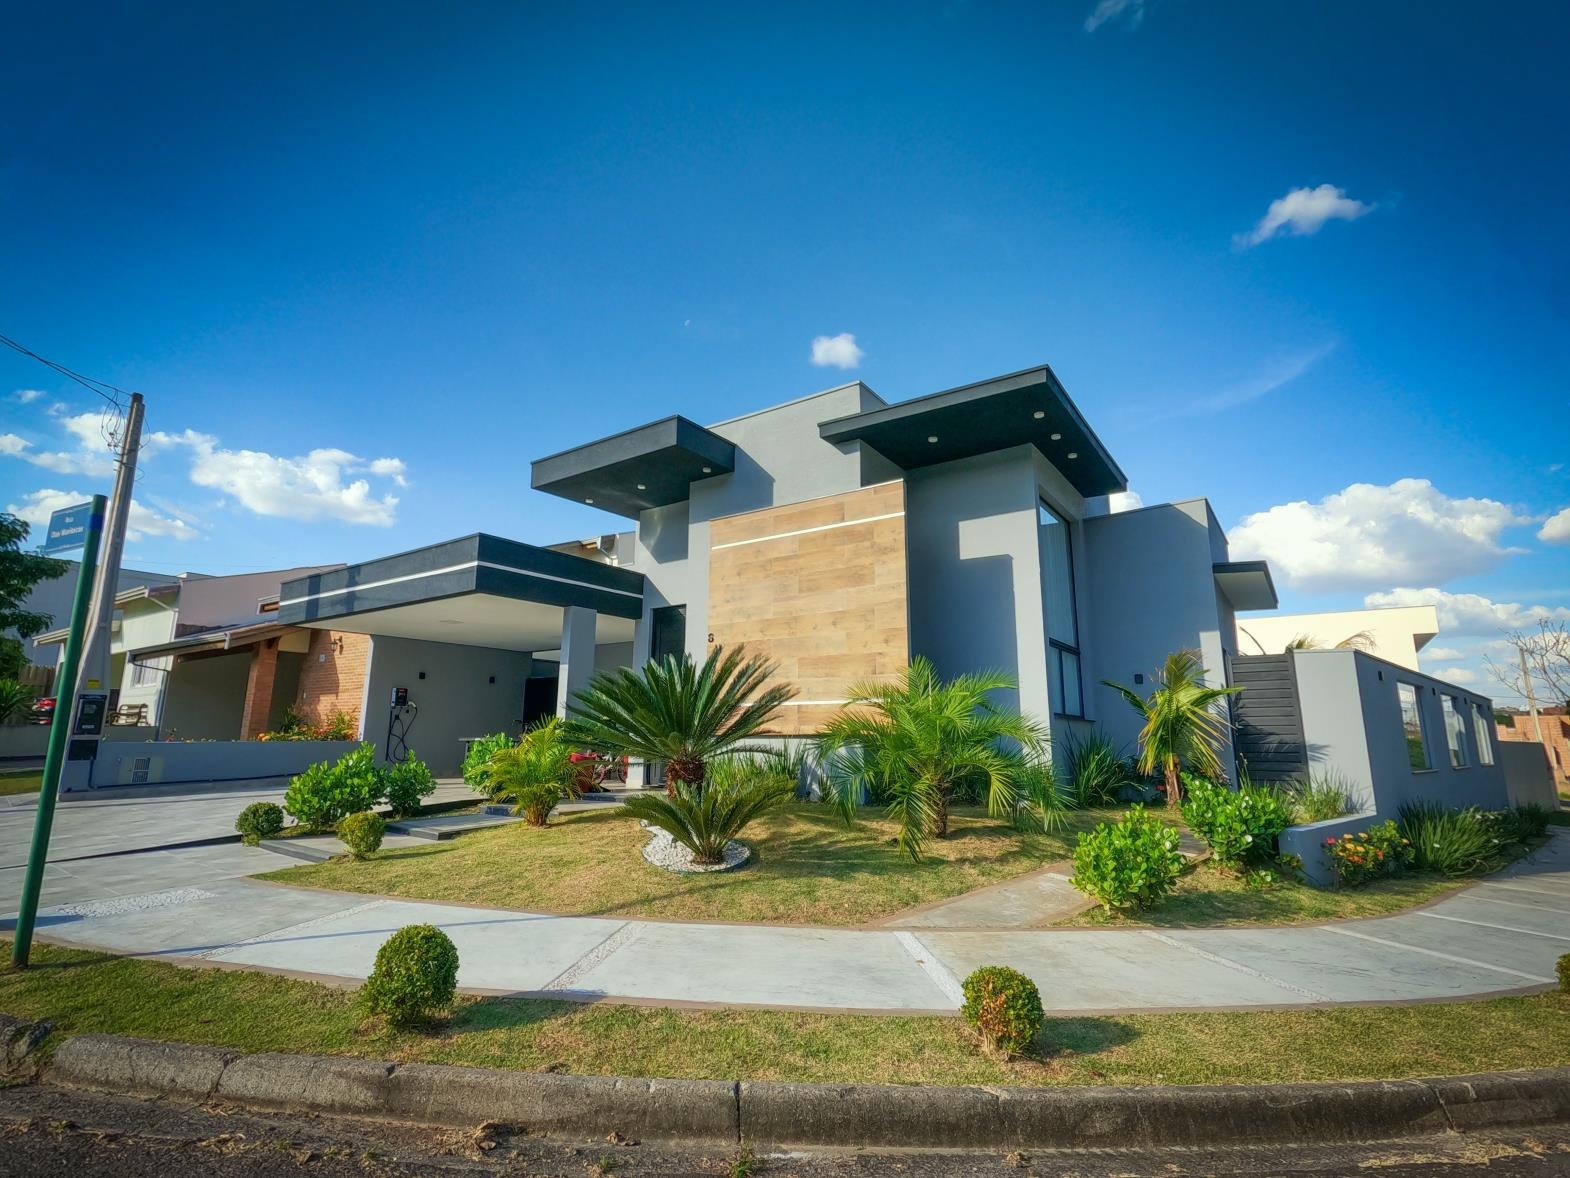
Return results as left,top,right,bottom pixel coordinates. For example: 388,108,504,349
1441,695,1468,768
1398,683,1431,770
130,655,168,688
1038,500,1082,716
1472,702,1495,766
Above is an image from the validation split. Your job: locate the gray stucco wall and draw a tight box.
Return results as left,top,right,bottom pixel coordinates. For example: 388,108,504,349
1081,499,1234,763
363,636,533,776
83,739,356,791
10,562,176,668
161,652,252,740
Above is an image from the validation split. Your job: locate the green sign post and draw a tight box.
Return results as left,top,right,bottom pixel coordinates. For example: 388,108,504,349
11,494,107,968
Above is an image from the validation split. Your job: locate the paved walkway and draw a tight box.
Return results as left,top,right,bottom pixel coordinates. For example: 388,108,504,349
7,827,1568,1016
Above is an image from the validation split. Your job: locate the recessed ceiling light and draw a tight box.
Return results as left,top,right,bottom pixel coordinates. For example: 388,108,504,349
1066,452,1078,459
927,435,939,443
636,483,647,490
701,466,713,474
1033,410,1045,420
584,498,594,504
1050,433,1062,442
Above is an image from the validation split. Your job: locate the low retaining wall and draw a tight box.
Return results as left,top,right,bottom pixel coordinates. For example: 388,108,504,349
1502,741,1561,810
68,739,356,792
0,724,157,761
1278,812,1381,887
27,1030,1570,1150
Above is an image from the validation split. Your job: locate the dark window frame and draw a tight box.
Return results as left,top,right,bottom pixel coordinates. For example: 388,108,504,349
1038,499,1084,718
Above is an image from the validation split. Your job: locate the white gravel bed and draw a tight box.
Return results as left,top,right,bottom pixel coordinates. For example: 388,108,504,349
639,823,750,873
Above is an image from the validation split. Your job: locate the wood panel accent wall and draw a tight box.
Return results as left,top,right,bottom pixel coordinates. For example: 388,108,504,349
707,480,909,736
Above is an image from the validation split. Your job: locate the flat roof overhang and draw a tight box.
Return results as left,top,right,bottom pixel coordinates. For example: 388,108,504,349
1214,560,1279,611
530,416,737,519
275,534,644,651
817,365,1128,498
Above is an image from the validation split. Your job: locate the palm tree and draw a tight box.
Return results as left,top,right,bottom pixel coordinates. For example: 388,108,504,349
1103,649,1239,802
483,717,578,826
817,657,1054,862
562,645,796,796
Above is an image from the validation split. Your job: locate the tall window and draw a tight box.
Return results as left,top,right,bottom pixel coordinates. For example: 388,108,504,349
130,655,168,688
1038,500,1082,717
650,604,686,663
1398,682,1431,770
1472,702,1495,766
1440,695,1468,768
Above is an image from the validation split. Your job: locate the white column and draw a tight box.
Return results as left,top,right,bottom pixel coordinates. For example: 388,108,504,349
556,606,598,717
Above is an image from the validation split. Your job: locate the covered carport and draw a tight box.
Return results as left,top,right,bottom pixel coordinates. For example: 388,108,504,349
276,534,643,776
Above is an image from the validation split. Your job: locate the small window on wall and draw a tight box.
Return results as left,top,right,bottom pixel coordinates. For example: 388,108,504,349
1472,702,1496,766
1039,500,1083,717
130,656,169,688
1398,683,1431,770
1440,695,1468,768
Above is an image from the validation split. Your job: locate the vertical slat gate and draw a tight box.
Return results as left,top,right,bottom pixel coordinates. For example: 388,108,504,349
1228,653,1308,782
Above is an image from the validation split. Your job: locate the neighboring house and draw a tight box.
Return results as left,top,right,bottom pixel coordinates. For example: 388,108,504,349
1237,605,1440,673
34,565,350,739
1498,706,1570,788
4,560,180,690
277,366,1277,776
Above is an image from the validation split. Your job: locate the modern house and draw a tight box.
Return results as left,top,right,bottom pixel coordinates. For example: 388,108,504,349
277,366,1280,776
35,565,346,739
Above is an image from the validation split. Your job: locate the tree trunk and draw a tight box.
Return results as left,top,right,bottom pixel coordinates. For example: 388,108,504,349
665,757,705,799
1164,761,1181,804
934,786,950,839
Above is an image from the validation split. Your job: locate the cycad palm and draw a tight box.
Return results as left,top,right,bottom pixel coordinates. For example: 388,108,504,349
1103,649,1238,801
818,657,1052,862
562,645,796,795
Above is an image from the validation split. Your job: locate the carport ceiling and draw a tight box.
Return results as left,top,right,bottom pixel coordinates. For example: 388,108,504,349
297,594,635,652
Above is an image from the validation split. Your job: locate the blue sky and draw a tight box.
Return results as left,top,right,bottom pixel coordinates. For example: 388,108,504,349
2,1,1566,701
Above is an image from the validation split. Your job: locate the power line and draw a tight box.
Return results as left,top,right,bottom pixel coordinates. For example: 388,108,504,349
0,331,131,409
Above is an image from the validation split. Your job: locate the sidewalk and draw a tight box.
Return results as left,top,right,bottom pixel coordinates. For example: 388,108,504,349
9,831,1568,1016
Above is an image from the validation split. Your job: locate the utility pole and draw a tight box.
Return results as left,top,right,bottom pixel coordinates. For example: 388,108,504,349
11,496,106,967
1521,647,1546,745
59,394,145,791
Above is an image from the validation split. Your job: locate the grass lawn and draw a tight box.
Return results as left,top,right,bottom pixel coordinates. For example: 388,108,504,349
0,768,43,797
1063,861,1470,928
259,803,1132,927
3,940,1567,1088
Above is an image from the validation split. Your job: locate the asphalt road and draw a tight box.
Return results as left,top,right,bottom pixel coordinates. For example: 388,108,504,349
3,1081,1570,1177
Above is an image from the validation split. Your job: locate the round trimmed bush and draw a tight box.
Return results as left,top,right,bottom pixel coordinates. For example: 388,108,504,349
1069,805,1186,912
961,966,1044,1058
338,810,385,859
362,924,459,1027
1559,953,1570,995
235,801,284,846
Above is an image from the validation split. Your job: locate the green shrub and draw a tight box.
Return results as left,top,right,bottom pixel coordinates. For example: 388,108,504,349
1069,806,1185,912
1487,804,1552,845
1324,820,1413,887
623,760,795,864
1285,771,1360,824
961,966,1044,1057
1057,728,1135,807
383,753,436,818
338,810,386,858
234,801,284,846
0,678,38,725
462,732,515,793
1180,776,1293,868
283,742,384,830
1559,953,1570,995
485,718,576,826
361,924,459,1027
318,710,358,741
1397,801,1499,877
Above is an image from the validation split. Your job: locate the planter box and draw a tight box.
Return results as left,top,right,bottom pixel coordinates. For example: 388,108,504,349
77,740,358,792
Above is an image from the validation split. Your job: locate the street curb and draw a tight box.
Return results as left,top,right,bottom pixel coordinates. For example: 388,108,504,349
29,1030,1570,1148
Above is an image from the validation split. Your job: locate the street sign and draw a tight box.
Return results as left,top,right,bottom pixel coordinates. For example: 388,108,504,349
42,501,96,554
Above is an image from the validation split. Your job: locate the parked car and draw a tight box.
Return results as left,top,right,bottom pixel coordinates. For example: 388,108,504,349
29,696,56,725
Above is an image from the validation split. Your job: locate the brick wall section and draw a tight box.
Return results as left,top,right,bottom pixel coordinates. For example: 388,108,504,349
1498,710,1570,787
239,640,280,740
293,630,370,737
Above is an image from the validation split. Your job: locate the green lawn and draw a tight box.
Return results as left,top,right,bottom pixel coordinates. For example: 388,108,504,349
3,940,1567,1088
260,803,1131,927
0,768,43,797
1063,861,1470,928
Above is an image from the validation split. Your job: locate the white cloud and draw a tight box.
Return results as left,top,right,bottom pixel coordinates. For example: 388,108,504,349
1164,342,1335,418
1236,184,1374,249
1438,666,1481,685
1084,0,1145,32
0,434,27,457
1539,506,1570,544
1363,587,1570,638
366,457,409,487
11,389,45,404
151,431,403,526
810,333,865,370
7,487,198,543
1422,646,1466,661
0,409,120,476
1229,479,1529,593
